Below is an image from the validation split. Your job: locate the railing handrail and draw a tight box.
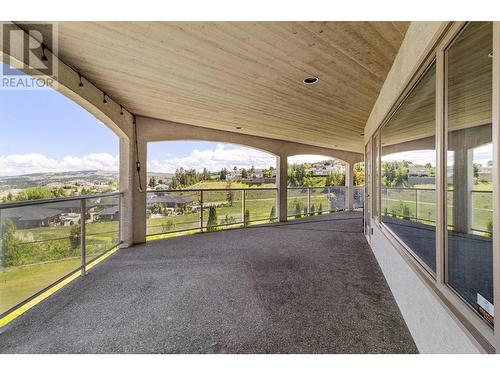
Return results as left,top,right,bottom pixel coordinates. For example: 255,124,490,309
147,187,278,193
382,186,493,193
0,191,123,210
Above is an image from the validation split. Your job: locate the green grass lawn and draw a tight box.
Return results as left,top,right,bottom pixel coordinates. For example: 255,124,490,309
0,257,81,313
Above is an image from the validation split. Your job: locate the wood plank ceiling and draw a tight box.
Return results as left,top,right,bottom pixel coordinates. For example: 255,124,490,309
40,22,409,152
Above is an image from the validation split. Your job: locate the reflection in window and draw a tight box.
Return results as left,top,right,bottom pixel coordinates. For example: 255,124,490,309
380,62,436,273
446,22,494,326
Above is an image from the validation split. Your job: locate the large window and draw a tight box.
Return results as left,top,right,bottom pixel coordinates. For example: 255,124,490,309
373,21,496,337
380,62,437,273
445,22,494,325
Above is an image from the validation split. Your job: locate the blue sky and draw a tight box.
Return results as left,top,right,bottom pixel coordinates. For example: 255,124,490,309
0,62,331,176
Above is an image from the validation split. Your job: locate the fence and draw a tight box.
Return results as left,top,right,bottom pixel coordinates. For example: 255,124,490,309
0,192,122,318
146,188,279,237
147,186,365,236
381,187,492,234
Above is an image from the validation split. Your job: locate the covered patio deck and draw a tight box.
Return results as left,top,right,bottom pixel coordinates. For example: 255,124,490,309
0,212,417,353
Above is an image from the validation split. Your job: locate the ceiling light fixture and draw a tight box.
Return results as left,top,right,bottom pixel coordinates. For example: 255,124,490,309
103,92,108,104
78,73,84,88
303,76,319,85
488,51,493,58
235,126,242,130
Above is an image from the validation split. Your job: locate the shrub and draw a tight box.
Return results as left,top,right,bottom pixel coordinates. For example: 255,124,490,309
162,220,176,233
294,202,301,219
69,224,81,249
206,206,218,232
269,206,276,222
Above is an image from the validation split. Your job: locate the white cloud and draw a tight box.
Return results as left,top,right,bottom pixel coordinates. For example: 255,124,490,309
0,153,119,176
288,154,336,165
382,149,436,166
148,143,276,173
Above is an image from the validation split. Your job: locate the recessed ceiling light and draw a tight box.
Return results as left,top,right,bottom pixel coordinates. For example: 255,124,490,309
235,126,242,130
303,76,319,85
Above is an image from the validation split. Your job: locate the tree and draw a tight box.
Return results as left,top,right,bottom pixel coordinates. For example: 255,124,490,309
69,224,81,249
219,168,228,181
310,204,316,215
473,163,481,179
226,183,234,206
241,168,248,179
206,206,218,231
149,176,157,188
0,220,21,267
15,187,55,201
244,209,251,225
326,171,345,186
303,206,308,217
294,202,301,218
382,160,410,187
288,163,311,187
353,163,365,186
318,203,323,214
269,206,276,222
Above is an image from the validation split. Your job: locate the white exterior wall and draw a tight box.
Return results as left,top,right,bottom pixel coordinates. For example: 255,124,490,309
371,225,480,353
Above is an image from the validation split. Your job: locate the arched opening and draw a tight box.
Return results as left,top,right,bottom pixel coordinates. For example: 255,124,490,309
286,154,353,219
0,62,122,317
145,140,278,238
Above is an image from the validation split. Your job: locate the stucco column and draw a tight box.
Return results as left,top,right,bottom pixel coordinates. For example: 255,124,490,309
346,162,354,211
120,136,147,247
277,155,288,222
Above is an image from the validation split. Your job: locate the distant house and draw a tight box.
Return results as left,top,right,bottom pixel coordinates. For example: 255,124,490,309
2,206,62,229
409,166,429,177
94,206,120,221
147,194,195,209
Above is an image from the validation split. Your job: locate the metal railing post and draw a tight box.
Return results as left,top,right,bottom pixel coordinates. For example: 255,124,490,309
200,190,204,233
415,189,419,222
242,189,246,227
307,187,311,215
80,198,87,276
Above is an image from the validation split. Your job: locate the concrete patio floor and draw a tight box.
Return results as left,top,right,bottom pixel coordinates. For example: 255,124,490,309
0,211,417,353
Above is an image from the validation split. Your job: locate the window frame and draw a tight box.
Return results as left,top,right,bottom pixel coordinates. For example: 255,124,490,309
367,21,499,353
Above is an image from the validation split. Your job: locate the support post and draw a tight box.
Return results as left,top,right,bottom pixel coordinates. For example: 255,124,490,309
242,189,246,227
307,188,311,215
80,198,87,276
200,190,204,233
346,162,354,211
277,155,288,222
119,133,147,247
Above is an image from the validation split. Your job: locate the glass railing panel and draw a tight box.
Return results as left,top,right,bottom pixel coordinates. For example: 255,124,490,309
415,189,436,225
146,190,201,236
245,189,277,224
381,187,417,221
353,187,364,209
287,188,309,219
0,201,82,315
85,194,120,262
471,191,493,235
328,186,347,212
202,190,243,230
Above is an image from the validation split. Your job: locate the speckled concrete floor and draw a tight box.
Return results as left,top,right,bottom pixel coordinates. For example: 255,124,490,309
0,212,417,353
